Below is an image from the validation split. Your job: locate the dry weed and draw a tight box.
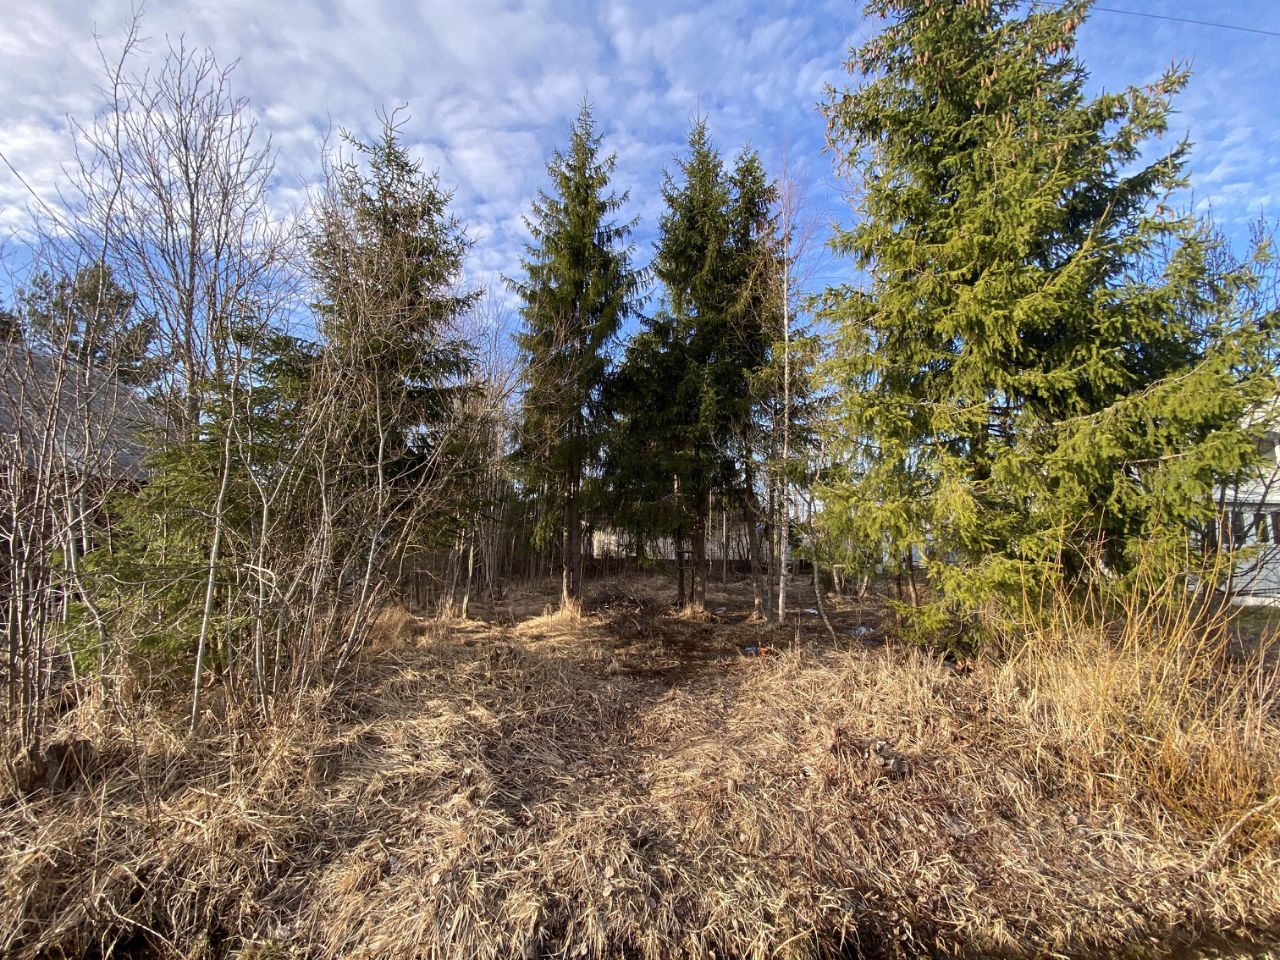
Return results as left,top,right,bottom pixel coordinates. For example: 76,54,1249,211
1,576,1277,959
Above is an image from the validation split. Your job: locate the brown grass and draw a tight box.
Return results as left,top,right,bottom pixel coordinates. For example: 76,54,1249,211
2,574,1278,959
993,568,1280,838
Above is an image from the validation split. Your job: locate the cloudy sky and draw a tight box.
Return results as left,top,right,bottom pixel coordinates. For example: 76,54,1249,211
1,0,1277,306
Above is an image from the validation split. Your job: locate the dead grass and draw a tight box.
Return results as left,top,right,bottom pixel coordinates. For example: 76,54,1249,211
367,604,436,652
2,574,1278,959
993,570,1280,839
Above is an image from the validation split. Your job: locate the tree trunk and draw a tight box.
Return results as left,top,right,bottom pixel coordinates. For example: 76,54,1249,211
744,462,766,620
777,480,789,624
562,498,581,609
763,478,777,623
721,508,728,586
691,515,707,612
677,540,687,608
447,533,464,616
806,495,837,643
746,513,765,619
461,535,475,619
191,424,235,734
673,473,685,608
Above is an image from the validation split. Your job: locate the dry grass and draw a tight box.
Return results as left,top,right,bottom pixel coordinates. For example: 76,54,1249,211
993,570,1280,839
2,574,1279,959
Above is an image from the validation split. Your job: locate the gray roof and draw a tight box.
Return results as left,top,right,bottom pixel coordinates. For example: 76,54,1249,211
0,344,163,481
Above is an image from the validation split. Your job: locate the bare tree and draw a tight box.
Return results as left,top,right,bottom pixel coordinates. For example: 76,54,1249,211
66,25,288,439
770,150,822,624
0,18,505,754
0,242,164,754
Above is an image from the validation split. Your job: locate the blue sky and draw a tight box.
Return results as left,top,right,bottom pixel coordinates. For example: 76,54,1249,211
1,0,1277,312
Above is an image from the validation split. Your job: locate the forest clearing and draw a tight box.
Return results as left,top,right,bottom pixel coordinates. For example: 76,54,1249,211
3,572,1278,959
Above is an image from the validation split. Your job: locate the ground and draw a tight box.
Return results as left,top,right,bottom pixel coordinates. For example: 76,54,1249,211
3,573,1278,960
447,571,884,686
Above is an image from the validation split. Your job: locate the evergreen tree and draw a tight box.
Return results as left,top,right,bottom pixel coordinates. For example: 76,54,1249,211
820,0,1278,620
0,307,22,344
612,120,776,610
88,110,484,710
510,105,642,607
81,324,317,676
311,116,477,487
606,314,690,568
18,265,155,386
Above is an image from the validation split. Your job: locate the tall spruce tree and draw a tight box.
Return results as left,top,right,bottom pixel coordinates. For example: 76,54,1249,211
511,105,642,607
312,117,477,486
820,0,1278,619
613,120,776,610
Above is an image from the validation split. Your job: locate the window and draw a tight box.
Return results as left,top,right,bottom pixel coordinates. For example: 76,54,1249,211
1232,510,1248,546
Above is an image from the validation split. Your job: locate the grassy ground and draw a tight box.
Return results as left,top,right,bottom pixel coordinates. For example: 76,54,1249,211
2,574,1278,959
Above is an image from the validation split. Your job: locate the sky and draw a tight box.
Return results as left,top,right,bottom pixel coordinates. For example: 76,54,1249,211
1,0,1278,313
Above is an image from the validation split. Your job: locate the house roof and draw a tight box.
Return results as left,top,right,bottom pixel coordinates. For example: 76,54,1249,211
0,343,163,481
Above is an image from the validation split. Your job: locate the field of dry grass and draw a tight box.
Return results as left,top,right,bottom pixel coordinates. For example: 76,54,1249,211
2,573,1279,959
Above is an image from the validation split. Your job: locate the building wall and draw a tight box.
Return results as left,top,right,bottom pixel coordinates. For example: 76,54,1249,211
1218,428,1280,604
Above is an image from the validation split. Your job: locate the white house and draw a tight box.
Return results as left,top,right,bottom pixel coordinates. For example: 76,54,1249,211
1214,416,1280,604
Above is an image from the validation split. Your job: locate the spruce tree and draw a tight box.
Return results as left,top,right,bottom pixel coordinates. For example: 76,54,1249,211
19,265,155,386
613,120,776,610
820,0,1278,618
605,316,688,568
0,307,23,344
311,117,476,486
510,105,642,607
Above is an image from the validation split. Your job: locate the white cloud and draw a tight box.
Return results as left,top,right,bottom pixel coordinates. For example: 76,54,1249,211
1075,1,1280,234
1,0,855,304
2,0,1274,313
